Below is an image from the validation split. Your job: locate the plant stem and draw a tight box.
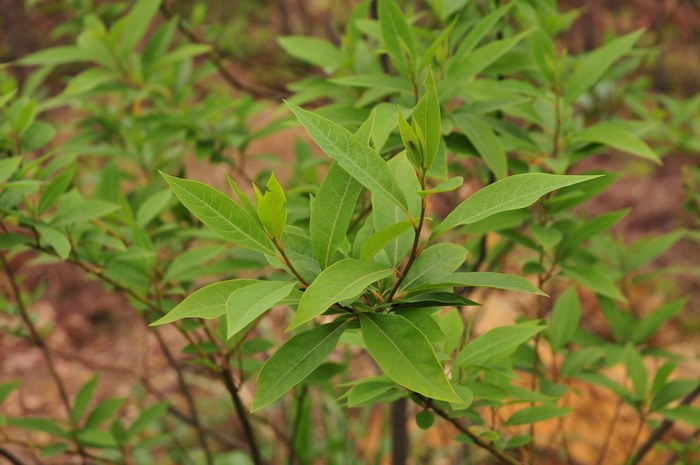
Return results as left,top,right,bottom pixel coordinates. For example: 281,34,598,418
0,253,89,465
273,238,309,287
629,382,700,465
595,396,624,465
391,397,410,465
419,397,522,465
220,367,264,465
159,1,286,99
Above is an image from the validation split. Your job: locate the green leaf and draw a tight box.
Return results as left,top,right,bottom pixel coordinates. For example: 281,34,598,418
118,0,162,54
355,110,376,145
51,199,120,226
549,287,582,352
310,163,362,268
252,321,347,411
651,379,699,412
346,377,398,407
0,89,16,107
136,190,172,227
128,402,168,438
360,312,462,402
38,167,75,214
360,220,412,261
287,103,408,212
289,259,392,330
255,173,287,239
505,405,572,426
7,418,66,437
427,272,547,296
453,114,507,180
149,44,211,69
455,324,544,367
397,109,422,168
564,29,644,103
84,398,125,430
398,243,468,292
19,46,95,65
35,224,71,260
413,69,441,170
531,28,558,85
623,344,648,398
660,406,700,428
454,1,515,56
564,266,626,302
442,32,528,101
557,209,629,258
0,381,20,404
226,281,297,338
161,173,276,256
278,36,342,71
71,375,99,424
399,309,446,343
574,123,659,163
632,299,686,344
432,173,599,238
371,153,421,267
627,230,685,270
150,280,257,325
377,0,416,77
417,177,463,197
0,157,21,183
330,75,412,93
416,410,435,429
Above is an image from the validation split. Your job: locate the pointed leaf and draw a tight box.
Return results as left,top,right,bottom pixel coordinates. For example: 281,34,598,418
549,287,582,352
413,69,441,169
252,321,347,411
564,29,644,103
455,324,545,367
399,243,468,292
287,103,408,212
360,312,462,402
432,173,599,238
574,123,659,163
360,221,413,261
427,272,547,296
505,405,572,426
226,281,297,338
162,173,276,256
310,163,362,268
453,114,507,180
289,259,392,329
151,280,257,325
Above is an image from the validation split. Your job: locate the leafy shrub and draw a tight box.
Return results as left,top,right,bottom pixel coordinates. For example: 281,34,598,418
0,0,697,464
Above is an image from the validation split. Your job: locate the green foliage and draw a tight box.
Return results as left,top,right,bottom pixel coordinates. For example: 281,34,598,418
0,0,696,464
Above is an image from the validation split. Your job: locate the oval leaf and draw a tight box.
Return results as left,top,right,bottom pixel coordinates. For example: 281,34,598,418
252,321,347,411
226,281,297,338
360,312,462,403
289,259,392,330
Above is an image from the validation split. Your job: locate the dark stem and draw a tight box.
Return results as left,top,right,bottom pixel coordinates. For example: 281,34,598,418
418,397,522,465
595,396,623,465
150,327,213,465
0,447,26,465
159,1,287,99
221,367,264,465
391,397,410,465
629,382,700,465
0,252,89,464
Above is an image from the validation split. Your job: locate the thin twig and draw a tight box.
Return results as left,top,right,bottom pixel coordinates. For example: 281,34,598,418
629,382,700,465
0,252,89,464
418,397,522,465
159,1,287,100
